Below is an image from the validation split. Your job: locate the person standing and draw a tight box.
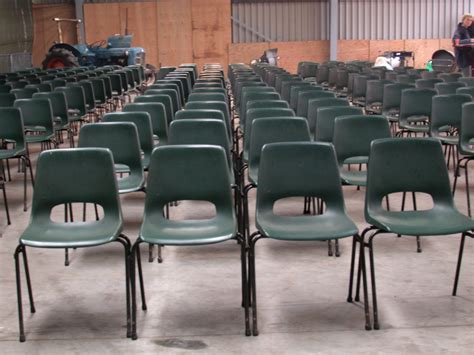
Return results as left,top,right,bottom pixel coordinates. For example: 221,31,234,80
453,13,474,77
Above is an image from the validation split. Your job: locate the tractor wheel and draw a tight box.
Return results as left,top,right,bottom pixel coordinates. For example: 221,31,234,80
42,48,79,70
145,64,157,85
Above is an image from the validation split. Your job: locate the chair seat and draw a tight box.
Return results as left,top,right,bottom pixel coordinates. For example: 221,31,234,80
0,147,27,159
367,207,474,236
25,132,54,143
20,219,122,248
340,169,367,186
256,212,358,241
345,156,368,165
434,134,458,145
117,173,145,194
140,217,236,246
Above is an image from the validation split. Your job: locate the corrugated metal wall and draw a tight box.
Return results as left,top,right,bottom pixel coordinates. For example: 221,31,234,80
339,0,474,40
232,1,330,42
0,0,33,54
232,0,474,43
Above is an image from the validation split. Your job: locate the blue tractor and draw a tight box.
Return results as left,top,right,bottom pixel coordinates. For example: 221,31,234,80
42,18,155,80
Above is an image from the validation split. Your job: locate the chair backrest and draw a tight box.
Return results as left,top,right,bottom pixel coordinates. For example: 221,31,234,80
365,138,454,224
168,119,232,171
280,80,305,101
399,88,437,124
307,97,349,135
188,92,226,102
456,86,474,98
0,107,26,151
420,71,440,79
14,98,54,133
315,106,363,142
78,122,144,192
144,145,234,227
25,83,52,92
296,90,335,118
438,72,463,83
459,102,474,155
123,102,168,144
240,90,279,123
30,148,122,225
73,81,96,109
458,77,474,87
11,87,39,99
415,78,443,89
108,74,123,95
256,142,347,215
102,112,154,165
184,101,231,140
248,117,311,184
290,85,322,110
366,80,394,106
382,83,415,114
134,94,173,124
435,82,466,95
145,88,181,113
0,93,16,107
89,78,107,103
429,94,472,136
56,85,87,116
333,115,391,167
32,91,69,126
149,83,184,105
247,99,290,112
0,84,12,93
396,74,418,84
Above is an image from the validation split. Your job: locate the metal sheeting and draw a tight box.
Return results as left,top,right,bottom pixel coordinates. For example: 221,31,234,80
232,1,330,43
338,0,474,40
0,0,33,54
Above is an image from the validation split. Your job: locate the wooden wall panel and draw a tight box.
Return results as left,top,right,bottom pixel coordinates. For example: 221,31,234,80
369,40,405,62
271,41,329,73
191,0,231,73
338,40,369,62
228,42,270,66
404,39,440,69
157,0,193,67
32,4,77,67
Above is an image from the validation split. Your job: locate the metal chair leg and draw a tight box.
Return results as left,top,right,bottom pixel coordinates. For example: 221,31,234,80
15,245,26,342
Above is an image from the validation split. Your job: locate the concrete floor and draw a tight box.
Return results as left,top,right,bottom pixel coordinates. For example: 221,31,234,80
0,137,473,354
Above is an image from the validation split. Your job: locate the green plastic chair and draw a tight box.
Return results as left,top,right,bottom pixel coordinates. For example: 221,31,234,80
352,74,378,107
456,86,474,98
239,91,280,130
333,115,391,186
453,102,474,217
55,85,87,126
168,119,233,180
415,78,443,89
145,88,181,114
381,83,415,129
248,142,369,336
13,99,57,149
102,112,154,171
25,83,52,92
134,94,174,125
154,79,187,102
307,97,349,138
280,79,305,101
0,93,16,107
429,94,472,168
315,106,363,143
435,82,466,95
184,101,232,141
398,88,436,136
11,88,39,99
247,99,290,111
130,145,248,339
78,122,145,194
0,84,12,93
458,77,474,87
188,92,226,102
148,83,183,106
33,91,74,147
296,90,335,118
123,102,168,146
13,147,132,342
0,107,35,216
243,109,296,162
356,138,474,330
290,85,322,110
237,84,272,110
438,72,463,83
365,80,393,114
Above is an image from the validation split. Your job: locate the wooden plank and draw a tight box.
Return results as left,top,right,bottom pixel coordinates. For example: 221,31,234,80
271,41,329,73
84,3,121,44
191,0,231,73
404,39,440,69
338,40,370,62
157,0,193,68
32,4,77,67
369,40,405,62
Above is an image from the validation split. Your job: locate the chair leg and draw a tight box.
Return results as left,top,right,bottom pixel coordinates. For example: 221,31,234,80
116,235,132,338
347,235,358,303
452,232,473,296
248,233,263,336
22,157,27,212
1,180,11,225
238,234,251,336
136,243,147,310
148,244,154,263
15,245,26,342
157,245,163,263
22,247,36,314
357,234,372,330
130,242,139,340
367,233,382,330
465,161,472,217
